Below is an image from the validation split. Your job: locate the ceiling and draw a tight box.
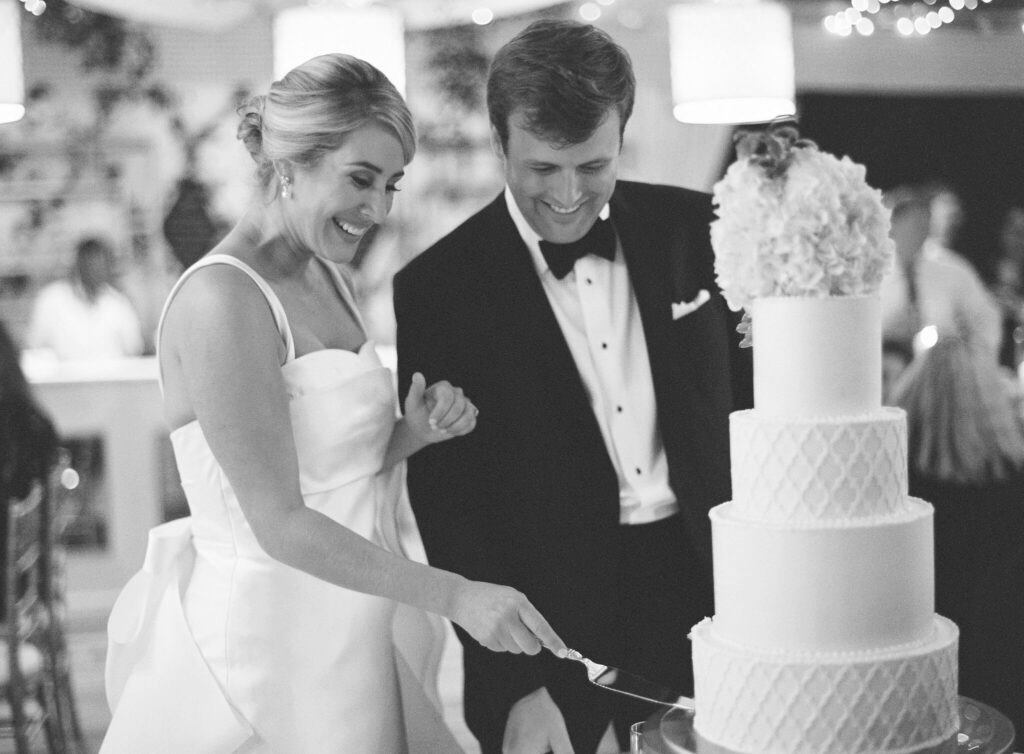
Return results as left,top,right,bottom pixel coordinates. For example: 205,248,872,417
65,0,568,31
785,0,1024,33
62,0,1024,34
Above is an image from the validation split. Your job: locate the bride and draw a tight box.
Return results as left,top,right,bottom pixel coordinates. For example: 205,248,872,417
101,53,565,753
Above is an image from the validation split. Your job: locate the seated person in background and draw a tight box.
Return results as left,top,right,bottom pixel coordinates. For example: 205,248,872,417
0,320,59,619
881,185,1003,361
889,324,1024,733
27,237,144,360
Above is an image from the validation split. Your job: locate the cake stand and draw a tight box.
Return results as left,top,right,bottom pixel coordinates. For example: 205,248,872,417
632,696,1016,754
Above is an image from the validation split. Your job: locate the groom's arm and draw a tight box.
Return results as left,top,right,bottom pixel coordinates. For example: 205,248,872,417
675,184,754,413
393,262,547,710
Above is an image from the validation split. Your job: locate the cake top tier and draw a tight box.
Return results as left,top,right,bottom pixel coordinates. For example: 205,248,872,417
710,125,894,315
752,295,883,416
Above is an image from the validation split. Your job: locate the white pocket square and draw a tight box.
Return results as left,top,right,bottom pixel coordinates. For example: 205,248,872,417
672,289,710,320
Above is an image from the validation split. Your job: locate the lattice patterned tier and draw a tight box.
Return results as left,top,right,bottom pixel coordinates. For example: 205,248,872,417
690,616,959,754
730,408,908,524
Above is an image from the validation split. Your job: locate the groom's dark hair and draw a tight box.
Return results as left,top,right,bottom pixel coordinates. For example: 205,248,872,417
487,19,636,151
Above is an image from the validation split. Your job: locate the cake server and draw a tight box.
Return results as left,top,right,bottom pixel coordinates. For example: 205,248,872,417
564,650,695,711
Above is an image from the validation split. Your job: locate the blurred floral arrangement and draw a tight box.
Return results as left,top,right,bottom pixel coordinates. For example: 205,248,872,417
710,124,895,314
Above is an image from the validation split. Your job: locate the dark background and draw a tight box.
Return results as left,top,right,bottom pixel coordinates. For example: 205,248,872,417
794,93,1024,280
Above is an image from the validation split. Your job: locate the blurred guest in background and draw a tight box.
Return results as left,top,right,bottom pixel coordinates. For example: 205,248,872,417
27,237,144,361
925,181,965,254
882,186,933,356
992,205,1024,371
890,327,1024,734
881,185,1002,364
0,320,59,620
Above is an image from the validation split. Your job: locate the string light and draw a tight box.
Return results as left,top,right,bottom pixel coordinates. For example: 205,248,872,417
19,0,47,15
471,7,494,25
578,2,601,21
822,0,1011,37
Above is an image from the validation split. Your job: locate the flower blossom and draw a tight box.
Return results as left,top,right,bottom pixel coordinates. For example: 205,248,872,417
710,130,895,313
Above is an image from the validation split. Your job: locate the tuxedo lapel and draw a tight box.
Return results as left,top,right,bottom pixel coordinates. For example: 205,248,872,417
610,186,718,505
610,189,689,433
477,196,606,442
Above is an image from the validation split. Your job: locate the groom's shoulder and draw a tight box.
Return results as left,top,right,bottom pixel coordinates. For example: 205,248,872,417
616,180,713,218
397,194,503,285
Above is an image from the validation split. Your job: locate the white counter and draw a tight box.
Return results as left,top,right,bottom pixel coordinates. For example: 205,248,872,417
25,355,166,621
24,346,401,623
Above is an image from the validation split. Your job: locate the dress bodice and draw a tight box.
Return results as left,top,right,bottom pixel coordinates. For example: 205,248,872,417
103,253,458,754
169,342,399,557
278,345,397,493
159,254,399,557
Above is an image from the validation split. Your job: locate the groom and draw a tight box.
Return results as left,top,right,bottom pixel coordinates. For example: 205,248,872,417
395,19,751,754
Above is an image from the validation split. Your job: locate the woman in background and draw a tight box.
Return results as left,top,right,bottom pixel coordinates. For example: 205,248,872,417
881,185,1003,363
0,321,58,504
102,54,564,753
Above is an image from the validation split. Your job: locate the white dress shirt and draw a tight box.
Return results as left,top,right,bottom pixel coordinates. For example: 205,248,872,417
504,188,677,524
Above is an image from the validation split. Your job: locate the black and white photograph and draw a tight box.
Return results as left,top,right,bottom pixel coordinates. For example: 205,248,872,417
1,1,1022,752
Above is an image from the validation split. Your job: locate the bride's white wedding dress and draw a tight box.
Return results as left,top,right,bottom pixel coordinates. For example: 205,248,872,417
101,255,460,753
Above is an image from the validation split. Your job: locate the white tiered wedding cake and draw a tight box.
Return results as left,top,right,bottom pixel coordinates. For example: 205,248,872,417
688,129,959,754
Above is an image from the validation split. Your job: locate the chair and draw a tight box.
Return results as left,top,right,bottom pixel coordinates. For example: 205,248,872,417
2,481,57,752
39,461,86,753
1,458,86,754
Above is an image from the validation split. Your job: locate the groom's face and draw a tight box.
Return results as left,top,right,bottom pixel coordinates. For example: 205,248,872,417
496,108,621,245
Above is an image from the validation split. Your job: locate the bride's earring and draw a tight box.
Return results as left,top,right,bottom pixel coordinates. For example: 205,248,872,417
279,175,292,200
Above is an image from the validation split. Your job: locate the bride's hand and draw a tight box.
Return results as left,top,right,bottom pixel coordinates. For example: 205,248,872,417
404,372,478,443
449,579,567,658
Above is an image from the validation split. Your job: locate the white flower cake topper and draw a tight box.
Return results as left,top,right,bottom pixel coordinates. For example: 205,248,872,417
710,124,895,321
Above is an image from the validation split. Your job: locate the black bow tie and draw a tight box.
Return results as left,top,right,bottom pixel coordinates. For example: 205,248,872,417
538,218,616,279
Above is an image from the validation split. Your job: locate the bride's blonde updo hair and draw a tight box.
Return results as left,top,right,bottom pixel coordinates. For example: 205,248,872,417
237,53,415,194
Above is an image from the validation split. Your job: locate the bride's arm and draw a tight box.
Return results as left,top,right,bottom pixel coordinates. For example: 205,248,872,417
164,269,561,657
383,373,477,469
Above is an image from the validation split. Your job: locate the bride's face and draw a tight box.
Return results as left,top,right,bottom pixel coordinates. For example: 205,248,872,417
283,123,406,264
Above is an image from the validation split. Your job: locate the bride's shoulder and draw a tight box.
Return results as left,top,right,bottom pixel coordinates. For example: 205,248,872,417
164,255,273,338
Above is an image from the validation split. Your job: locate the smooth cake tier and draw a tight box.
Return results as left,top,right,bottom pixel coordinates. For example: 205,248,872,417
752,296,881,418
730,407,908,524
690,616,959,754
709,499,934,652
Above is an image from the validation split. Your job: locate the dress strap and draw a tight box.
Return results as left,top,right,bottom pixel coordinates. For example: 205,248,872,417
155,254,296,393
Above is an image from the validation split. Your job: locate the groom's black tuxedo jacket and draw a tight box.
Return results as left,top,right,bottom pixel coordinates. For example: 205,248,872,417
394,180,752,750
